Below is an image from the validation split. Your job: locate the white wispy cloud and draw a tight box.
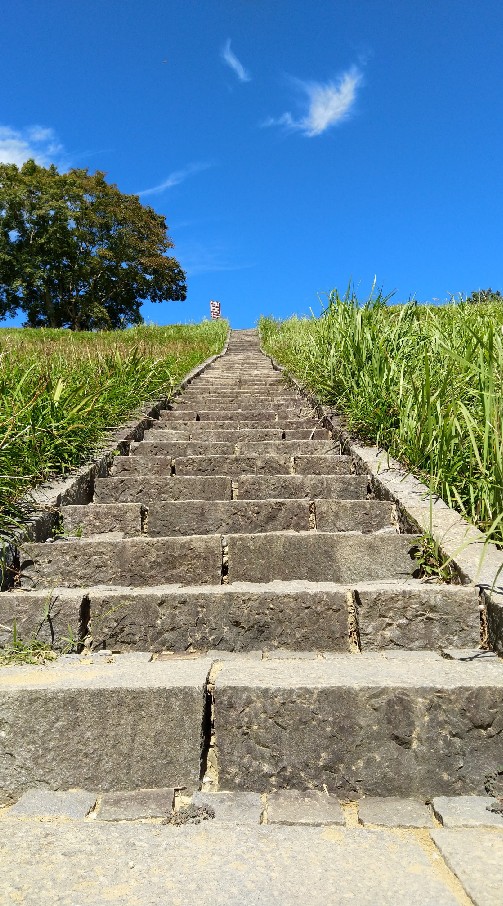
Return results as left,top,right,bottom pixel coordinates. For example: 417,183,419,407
221,39,251,83
137,162,212,198
176,240,254,277
263,66,363,137
0,124,65,166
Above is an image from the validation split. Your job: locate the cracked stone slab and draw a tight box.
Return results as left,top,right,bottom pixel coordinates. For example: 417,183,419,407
267,790,345,825
8,789,97,819
94,475,232,503
0,654,212,802
192,791,263,824
357,797,434,827
97,789,175,821
432,796,503,827
432,828,503,905
214,653,503,796
0,821,466,905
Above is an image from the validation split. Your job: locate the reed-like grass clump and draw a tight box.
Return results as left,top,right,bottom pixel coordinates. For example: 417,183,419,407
260,291,503,544
0,321,227,541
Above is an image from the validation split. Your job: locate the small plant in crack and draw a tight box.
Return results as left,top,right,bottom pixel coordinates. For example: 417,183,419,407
412,532,454,582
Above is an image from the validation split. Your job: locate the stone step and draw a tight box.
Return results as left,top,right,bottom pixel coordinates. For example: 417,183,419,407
143,428,285,443
2,581,479,654
150,419,317,432
0,653,212,800
236,474,367,499
144,499,395,537
226,532,419,583
214,651,503,797
20,535,223,588
95,473,366,503
160,409,304,423
171,453,355,477
20,532,418,589
94,475,232,503
178,394,301,406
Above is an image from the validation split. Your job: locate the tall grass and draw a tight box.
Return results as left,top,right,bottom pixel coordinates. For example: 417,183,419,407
0,321,227,541
260,290,503,544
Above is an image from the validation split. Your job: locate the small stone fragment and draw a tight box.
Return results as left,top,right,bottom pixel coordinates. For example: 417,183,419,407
164,804,215,826
267,790,345,826
9,789,97,819
357,797,434,828
97,788,174,821
192,791,263,824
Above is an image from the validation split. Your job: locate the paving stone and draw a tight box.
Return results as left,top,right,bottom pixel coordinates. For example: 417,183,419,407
0,820,465,905
214,652,503,796
432,795,503,827
9,789,97,819
146,499,310,536
94,475,232,502
97,788,174,821
20,535,222,588
237,474,364,499
85,582,350,653
0,589,84,650
441,648,497,661
357,797,434,827
356,585,481,650
174,454,292,476
192,791,263,824
130,441,236,459
432,828,503,906
227,532,419,583
0,654,212,801
293,454,360,474
61,503,143,537
314,499,396,532
110,455,174,475
267,790,345,825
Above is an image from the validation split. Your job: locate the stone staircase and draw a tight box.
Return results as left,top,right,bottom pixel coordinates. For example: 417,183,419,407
2,329,503,806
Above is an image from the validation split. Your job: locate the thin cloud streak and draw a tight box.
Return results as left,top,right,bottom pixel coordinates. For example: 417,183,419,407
137,162,212,197
221,39,251,82
263,66,363,137
0,124,65,166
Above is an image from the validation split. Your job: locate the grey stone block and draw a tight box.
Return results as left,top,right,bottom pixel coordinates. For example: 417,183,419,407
9,789,97,818
94,475,232,502
227,532,419,583
432,828,503,906
192,791,263,824
85,582,349,653
146,499,310,536
242,440,338,455
0,589,83,650
214,652,503,796
110,455,174,475
61,503,142,537
187,428,284,442
314,500,396,532
97,788,174,821
237,474,366,500
357,797,434,827
356,584,481,650
20,535,222,588
432,795,503,827
0,821,465,905
0,654,212,800
174,454,292,476
133,441,235,458
267,790,345,825
294,454,359,475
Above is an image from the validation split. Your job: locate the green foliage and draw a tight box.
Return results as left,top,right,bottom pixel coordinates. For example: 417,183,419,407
465,288,502,306
260,288,503,544
0,160,186,329
0,619,59,666
0,320,227,542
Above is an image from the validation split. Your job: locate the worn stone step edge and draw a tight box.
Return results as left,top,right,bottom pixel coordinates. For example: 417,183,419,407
262,345,503,654
0,580,482,653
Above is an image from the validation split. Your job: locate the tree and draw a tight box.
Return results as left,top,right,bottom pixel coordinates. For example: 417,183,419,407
0,160,186,329
465,288,502,305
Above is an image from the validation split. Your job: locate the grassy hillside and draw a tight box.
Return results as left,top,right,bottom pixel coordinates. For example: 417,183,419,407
0,321,228,542
260,292,503,544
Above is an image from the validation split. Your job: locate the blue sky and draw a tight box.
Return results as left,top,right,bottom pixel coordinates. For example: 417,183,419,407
1,0,502,328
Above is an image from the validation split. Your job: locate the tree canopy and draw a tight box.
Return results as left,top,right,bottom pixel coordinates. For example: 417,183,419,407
0,160,186,329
